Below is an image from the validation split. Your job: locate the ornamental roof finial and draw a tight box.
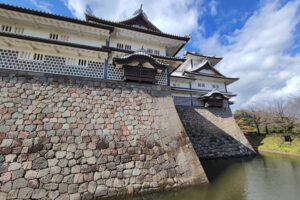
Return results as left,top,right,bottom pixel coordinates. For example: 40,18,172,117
133,4,147,18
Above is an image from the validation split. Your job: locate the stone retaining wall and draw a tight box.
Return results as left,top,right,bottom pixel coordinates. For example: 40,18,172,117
176,106,256,159
0,72,207,200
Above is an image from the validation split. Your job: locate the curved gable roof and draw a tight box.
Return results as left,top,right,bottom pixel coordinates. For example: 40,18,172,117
187,60,224,76
113,50,169,70
85,14,189,41
119,9,162,32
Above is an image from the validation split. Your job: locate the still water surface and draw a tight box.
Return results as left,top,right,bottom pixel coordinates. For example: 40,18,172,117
115,153,300,200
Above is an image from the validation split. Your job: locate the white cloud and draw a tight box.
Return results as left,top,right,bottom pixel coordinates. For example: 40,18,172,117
62,0,202,36
195,1,300,109
209,0,218,16
28,0,53,13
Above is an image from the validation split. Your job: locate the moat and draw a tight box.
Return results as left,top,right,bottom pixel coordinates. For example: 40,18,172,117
109,153,300,200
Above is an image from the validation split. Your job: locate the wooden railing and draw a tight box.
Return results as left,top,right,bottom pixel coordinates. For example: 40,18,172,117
124,66,156,84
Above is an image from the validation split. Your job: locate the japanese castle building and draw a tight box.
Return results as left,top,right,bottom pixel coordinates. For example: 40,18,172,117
0,3,238,108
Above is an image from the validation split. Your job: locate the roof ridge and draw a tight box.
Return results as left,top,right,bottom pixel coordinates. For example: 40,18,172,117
185,51,222,59
85,14,190,41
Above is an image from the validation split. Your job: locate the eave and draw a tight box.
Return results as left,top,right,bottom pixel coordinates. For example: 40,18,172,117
188,61,224,76
170,75,196,81
171,87,237,97
0,3,114,33
0,32,109,53
185,51,223,66
183,71,239,84
185,51,222,60
113,51,168,70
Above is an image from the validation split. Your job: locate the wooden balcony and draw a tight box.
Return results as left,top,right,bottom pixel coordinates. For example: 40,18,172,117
123,65,156,84
204,99,224,107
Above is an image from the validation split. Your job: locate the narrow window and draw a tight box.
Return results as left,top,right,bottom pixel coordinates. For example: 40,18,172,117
125,45,131,50
154,50,160,55
212,84,219,89
1,25,12,33
147,49,153,54
198,83,205,88
18,51,32,60
60,35,69,42
14,27,24,34
66,57,77,66
33,53,44,62
117,43,124,49
49,33,59,40
78,59,88,67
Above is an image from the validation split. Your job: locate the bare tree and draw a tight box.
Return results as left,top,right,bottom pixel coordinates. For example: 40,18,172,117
272,98,298,134
246,106,265,135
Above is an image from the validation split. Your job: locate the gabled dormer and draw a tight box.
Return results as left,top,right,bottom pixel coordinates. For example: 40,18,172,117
185,59,224,77
119,5,161,32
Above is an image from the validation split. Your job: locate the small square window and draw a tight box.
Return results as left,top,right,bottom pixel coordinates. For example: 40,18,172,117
154,50,160,55
198,83,205,88
212,84,219,89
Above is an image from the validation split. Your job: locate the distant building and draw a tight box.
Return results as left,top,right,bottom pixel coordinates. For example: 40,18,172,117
171,51,239,108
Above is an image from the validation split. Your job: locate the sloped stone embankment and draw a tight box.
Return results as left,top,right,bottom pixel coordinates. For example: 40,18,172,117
0,72,207,199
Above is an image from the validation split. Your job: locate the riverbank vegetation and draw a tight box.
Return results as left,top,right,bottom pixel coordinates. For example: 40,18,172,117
234,96,300,155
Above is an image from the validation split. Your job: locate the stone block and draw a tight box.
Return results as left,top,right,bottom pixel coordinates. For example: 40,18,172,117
12,178,27,189
31,189,47,199
32,157,47,169
18,187,33,199
25,170,37,180
8,162,21,171
95,185,107,196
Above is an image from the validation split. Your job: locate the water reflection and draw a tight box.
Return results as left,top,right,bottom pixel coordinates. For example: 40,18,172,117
112,153,300,200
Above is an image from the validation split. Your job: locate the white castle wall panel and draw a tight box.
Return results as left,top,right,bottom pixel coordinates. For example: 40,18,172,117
0,49,105,79
111,37,166,56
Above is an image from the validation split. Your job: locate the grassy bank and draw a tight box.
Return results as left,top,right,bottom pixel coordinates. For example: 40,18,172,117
247,134,300,155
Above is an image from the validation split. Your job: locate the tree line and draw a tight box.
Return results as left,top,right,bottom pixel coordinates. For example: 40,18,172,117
234,96,300,135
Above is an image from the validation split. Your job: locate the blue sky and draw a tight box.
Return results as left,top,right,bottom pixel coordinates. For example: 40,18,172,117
1,0,300,109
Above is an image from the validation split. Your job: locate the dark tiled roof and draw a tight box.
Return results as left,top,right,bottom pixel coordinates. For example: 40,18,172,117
113,50,168,69
0,3,114,32
0,32,109,52
171,87,237,97
183,71,239,80
119,9,162,32
185,51,222,59
86,14,190,42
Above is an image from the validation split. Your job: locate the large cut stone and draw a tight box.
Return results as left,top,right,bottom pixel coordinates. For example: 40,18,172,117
49,190,59,200
32,157,48,169
1,181,12,192
95,185,107,196
88,181,96,194
12,178,27,189
32,189,47,199
25,170,38,180
8,162,22,171
18,187,33,199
